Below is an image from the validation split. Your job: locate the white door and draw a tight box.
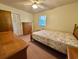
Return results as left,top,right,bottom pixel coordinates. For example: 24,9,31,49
12,13,23,36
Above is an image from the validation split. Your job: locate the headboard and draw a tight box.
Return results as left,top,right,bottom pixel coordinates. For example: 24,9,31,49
73,24,78,39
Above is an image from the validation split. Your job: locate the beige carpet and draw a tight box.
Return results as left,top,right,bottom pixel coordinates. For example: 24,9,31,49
20,35,66,59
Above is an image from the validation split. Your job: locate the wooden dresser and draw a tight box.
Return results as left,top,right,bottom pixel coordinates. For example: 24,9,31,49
67,46,78,59
0,31,28,59
22,22,32,35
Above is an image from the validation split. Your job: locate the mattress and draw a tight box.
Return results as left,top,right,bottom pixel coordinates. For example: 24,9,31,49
32,30,78,54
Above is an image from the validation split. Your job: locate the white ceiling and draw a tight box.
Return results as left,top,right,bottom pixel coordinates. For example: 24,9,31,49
0,0,77,13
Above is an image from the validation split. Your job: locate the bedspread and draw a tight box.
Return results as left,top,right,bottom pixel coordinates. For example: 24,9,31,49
32,30,78,54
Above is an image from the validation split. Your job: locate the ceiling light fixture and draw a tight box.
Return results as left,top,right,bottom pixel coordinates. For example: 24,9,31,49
32,3,38,9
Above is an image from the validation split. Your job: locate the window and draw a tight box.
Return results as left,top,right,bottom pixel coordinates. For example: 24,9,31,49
39,16,46,27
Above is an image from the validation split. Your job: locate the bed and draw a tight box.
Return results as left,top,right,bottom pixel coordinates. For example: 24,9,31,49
32,25,78,54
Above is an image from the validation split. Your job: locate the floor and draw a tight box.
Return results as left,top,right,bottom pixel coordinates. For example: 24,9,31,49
20,35,66,59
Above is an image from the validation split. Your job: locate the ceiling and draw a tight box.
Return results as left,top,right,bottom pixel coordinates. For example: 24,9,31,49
0,0,77,13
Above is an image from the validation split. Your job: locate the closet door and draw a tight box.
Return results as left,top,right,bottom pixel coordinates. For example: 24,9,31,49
0,10,12,32
12,13,22,36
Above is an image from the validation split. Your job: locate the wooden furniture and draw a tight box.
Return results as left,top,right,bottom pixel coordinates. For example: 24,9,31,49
0,10,13,32
73,24,78,39
22,22,32,35
67,24,78,59
0,31,28,59
67,46,78,59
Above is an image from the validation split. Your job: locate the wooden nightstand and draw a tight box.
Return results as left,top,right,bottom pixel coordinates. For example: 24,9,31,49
67,46,78,59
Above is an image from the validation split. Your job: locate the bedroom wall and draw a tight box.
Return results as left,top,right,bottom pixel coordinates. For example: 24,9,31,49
33,2,78,33
0,3,33,35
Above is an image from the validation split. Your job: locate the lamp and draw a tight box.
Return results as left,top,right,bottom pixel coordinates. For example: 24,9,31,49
32,3,38,9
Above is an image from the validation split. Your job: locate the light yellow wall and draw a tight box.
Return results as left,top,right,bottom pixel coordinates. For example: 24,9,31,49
0,3,33,35
33,2,78,33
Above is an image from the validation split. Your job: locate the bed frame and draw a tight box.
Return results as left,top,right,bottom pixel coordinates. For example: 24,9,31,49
73,24,78,39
